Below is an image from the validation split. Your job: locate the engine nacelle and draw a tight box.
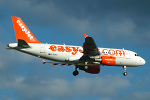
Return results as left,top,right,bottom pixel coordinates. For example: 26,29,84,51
86,66,100,74
79,66,100,74
101,56,116,66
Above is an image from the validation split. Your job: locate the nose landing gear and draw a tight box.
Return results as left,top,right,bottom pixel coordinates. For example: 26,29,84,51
123,66,127,76
123,72,127,76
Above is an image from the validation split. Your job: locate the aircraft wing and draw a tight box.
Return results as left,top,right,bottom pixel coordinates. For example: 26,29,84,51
78,34,100,64
82,34,100,56
74,34,101,75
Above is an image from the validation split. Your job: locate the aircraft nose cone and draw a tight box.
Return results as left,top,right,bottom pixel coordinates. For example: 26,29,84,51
140,58,146,65
142,59,146,65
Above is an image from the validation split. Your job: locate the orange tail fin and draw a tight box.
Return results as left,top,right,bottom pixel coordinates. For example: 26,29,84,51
11,16,41,43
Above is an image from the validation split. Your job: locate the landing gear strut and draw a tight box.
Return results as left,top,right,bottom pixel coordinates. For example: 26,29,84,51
85,62,88,70
73,66,79,76
123,66,127,76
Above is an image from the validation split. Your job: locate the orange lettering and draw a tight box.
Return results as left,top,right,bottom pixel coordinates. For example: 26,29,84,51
116,50,125,56
50,45,57,51
58,46,64,52
79,49,83,53
109,49,115,56
65,46,71,52
102,49,108,55
71,47,79,55
49,45,87,55
79,47,83,53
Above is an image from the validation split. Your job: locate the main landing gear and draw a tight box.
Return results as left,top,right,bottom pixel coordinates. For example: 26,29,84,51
123,66,127,76
73,70,79,76
73,62,88,76
73,66,79,76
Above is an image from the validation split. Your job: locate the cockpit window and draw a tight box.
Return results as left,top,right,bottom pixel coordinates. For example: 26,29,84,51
135,54,139,56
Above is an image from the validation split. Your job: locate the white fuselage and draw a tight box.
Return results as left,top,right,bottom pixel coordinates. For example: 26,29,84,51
8,43,146,67
9,16,146,76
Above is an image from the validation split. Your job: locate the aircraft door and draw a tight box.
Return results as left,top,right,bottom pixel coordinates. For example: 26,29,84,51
40,44,45,57
126,51,130,59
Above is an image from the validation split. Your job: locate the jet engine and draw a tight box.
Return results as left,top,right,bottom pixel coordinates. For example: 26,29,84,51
101,56,116,66
79,66,100,74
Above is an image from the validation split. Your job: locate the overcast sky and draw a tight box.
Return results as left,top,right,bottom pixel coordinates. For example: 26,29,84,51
0,0,150,100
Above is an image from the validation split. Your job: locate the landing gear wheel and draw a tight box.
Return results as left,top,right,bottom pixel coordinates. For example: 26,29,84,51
123,66,127,76
73,70,79,76
85,66,88,70
123,72,127,76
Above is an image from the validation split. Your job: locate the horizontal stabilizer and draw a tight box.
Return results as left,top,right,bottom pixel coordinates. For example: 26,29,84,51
42,60,72,66
18,39,30,48
6,48,13,50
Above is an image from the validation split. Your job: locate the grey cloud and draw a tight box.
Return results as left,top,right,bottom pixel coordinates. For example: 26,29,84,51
0,43,36,82
32,0,150,18
2,0,150,27
126,92,150,100
0,75,130,100
1,0,150,46
0,44,33,69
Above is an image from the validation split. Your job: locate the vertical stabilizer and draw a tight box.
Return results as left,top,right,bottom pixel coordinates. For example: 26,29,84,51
11,16,41,43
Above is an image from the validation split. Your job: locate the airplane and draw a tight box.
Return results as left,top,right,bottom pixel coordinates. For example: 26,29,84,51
7,16,146,76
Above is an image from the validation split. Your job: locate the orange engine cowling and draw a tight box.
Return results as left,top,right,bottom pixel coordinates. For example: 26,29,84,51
101,56,116,66
85,66,100,74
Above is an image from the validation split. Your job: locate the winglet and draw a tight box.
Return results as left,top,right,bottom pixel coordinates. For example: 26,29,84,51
42,60,46,64
83,33,88,38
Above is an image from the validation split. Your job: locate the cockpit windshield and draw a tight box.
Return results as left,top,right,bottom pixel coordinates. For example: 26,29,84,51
135,54,139,56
